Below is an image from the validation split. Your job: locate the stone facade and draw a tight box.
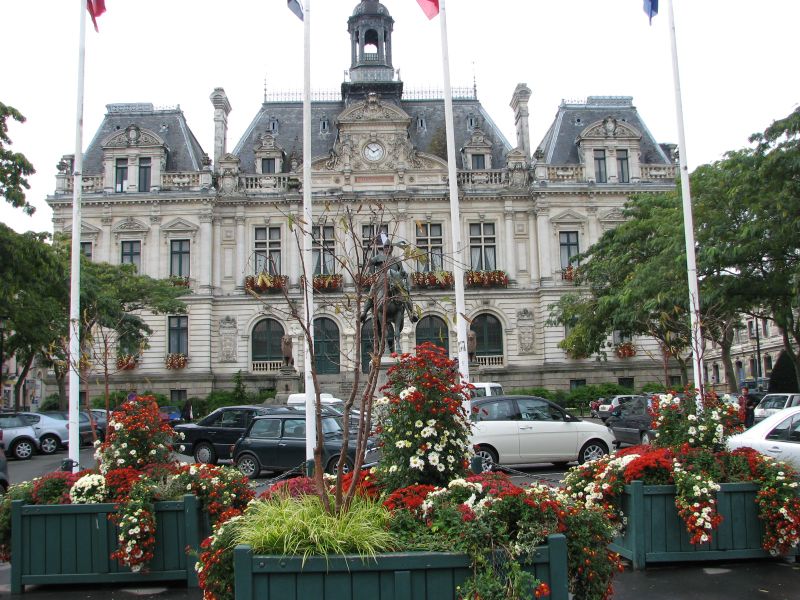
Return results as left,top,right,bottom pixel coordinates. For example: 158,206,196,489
45,1,680,401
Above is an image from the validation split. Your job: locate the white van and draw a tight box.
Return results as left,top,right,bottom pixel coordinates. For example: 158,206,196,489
470,382,504,398
286,393,345,413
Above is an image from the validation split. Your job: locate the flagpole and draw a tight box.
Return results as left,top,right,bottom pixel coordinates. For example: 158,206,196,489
67,0,89,471
301,0,316,463
438,0,471,393
667,0,704,394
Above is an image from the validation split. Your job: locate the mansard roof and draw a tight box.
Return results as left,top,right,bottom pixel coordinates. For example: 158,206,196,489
82,104,208,175
535,96,671,166
233,94,512,174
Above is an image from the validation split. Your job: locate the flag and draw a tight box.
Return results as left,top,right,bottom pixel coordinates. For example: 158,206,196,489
87,0,106,32
288,0,304,21
416,0,439,20
643,0,658,24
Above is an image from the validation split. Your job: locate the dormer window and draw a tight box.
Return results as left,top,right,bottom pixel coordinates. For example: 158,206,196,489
269,118,279,133
417,117,426,132
138,157,151,191
261,158,276,174
467,116,477,130
320,117,329,133
471,154,486,170
593,150,607,183
617,149,630,183
115,158,128,193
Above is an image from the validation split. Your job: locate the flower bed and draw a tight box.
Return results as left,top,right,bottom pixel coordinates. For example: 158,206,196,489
10,495,204,593
232,534,569,600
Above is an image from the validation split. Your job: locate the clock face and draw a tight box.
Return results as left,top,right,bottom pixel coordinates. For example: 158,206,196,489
364,142,385,162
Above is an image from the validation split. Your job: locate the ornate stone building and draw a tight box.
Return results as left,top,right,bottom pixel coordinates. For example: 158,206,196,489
46,0,679,403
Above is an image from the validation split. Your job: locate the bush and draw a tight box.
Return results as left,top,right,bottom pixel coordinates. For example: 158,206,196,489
38,394,61,412
90,390,129,409
203,390,239,414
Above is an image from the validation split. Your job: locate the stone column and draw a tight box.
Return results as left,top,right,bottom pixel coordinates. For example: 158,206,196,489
213,217,222,293
236,216,246,290
527,209,539,284
536,207,552,280
587,206,599,248
150,215,162,279
101,216,113,263
209,89,232,173
504,206,516,280
199,213,213,293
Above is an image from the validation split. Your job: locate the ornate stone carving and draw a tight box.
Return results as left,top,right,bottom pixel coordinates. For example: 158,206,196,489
219,316,237,362
104,125,164,148
517,308,535,354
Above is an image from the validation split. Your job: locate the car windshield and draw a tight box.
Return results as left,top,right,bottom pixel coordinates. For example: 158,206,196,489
322,417,343,434
0,416,26,428
760,395,788,410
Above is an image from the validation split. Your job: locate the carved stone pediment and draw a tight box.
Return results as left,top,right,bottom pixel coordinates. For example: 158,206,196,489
63,221,102,241
162,217,199,240
255,132,282,152
550,209,587,225
112,217,150,240
337,93,411,125
580,117,642,141
599,208,626,223
462,128,493,151
103,125,165,148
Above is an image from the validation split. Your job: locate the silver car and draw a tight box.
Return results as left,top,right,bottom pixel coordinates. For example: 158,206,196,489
18,412,68,455
0,413,40,460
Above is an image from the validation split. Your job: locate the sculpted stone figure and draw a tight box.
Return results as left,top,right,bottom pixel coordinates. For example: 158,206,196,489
281,335,294,367
468,330,478,363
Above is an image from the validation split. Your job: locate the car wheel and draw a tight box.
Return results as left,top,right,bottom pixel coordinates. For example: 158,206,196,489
475,445,498,472
640,431,653,445
193,442,218,465
39,434,60,455
325,455,354,475
11,439,35,460
578,440,609,464
235,454,260,478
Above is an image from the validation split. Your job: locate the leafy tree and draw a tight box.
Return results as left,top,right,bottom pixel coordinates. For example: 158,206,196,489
767,351,796,393
0,102,36,215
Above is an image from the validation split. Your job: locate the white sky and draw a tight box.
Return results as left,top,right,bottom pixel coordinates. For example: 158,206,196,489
2,0,798,235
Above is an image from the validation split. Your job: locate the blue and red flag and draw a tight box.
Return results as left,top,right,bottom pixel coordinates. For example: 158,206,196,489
416,0,440,20
288,0,304,21
87,0,106,32
643,0,658,24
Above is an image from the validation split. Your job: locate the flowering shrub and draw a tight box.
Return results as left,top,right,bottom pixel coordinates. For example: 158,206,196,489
165,352,188,369
31,471,80,505
564,391,800,555
374,342,473,490
465,269,509,288
385,473,620,600
69,473,107,504
411,270,454,289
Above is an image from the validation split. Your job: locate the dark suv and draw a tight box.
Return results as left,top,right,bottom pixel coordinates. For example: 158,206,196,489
231,407,378,478
174,405,275,464
0,446,9,493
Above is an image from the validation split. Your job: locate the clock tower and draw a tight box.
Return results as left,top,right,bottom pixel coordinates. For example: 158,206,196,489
342,0,403,105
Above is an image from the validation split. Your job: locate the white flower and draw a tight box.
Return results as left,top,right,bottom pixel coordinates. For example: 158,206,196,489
409,456,424,470
388,465,398,473
415,420,424,428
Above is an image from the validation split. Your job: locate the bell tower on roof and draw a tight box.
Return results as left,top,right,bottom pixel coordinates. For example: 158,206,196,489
342,0,403,105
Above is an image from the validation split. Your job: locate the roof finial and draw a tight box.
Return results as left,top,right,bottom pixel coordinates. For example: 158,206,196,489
472,61,478,98
263,73,267,103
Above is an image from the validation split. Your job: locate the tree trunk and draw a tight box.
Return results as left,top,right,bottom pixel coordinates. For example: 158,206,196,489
719,326,739,394
13,354,34,412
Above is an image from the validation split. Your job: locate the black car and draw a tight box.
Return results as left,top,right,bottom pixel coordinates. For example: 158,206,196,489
174,405,276,464
0,446,8,494
232,407,379,478
605,395,656,446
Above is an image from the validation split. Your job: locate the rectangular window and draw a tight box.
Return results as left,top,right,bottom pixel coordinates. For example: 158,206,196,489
170,239,190,277
79,241,93,260
168,316,188,355
415,223,444,272
255,226,281,275
559,231,579,269
669,375,682,387
762,319,769,337
618,377,635,389
749,358,757,378
115,158,128,193
170,390,187,405
361,223,388,267
471,154,486,170
765,355,773,374
261,158,276,174
138,157,151,191
594,149,607,183
747,320,755,338
569,379,587,390
469,222,496,271
121,240,141,271
712,363,721,384
617,149,629,183
313,225,336,275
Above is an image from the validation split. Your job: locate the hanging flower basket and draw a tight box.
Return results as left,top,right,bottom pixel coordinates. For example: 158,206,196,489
354,273,377,290
411,271,454,289
562,265,576,281
245,273,288,294
165,353,188,369
465,270,508,288
116,355,137,370
311,273,343,292
615,342,636,358
169,275,191,288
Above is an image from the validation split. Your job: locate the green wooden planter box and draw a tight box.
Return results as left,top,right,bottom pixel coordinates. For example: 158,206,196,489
609,480,800,569
10,494,205,593
233,533,569,600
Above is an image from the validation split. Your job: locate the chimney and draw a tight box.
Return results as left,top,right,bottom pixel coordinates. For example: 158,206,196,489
510,83,532,159
209,88,232,173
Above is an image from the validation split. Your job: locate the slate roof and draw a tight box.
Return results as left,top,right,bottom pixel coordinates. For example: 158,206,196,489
233,95,512,174
82,104,208,175
535,96,671,166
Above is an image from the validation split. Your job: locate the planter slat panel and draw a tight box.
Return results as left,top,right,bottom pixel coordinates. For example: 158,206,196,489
612,482,798,569
324,572,352,599
297,573,324,598
352,572,380,600
10,496,201,593
272,573,297,599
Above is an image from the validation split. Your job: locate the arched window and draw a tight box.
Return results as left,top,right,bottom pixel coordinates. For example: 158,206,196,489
252,319,284,363
314,317,340,375
415,315,449,353
471,314,503,365
361,319,375,374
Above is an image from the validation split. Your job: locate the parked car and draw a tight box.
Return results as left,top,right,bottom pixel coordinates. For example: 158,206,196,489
0,413,40,460
597,395,641,422
469,382,504,398
174,405,276,464
605,395,656,446
727,405,800,470
87,409,108,441
232,406,379,478
753,393,800,424
470,395,615,470
18,412,69,454
41,411,94,446
158,405,182,424
0,446,8,494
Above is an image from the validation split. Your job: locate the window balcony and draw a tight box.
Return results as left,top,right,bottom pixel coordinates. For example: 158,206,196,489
252,360,283,373
476,355,504,368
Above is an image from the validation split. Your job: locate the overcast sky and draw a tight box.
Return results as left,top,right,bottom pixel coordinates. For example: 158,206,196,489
3,0,798,234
